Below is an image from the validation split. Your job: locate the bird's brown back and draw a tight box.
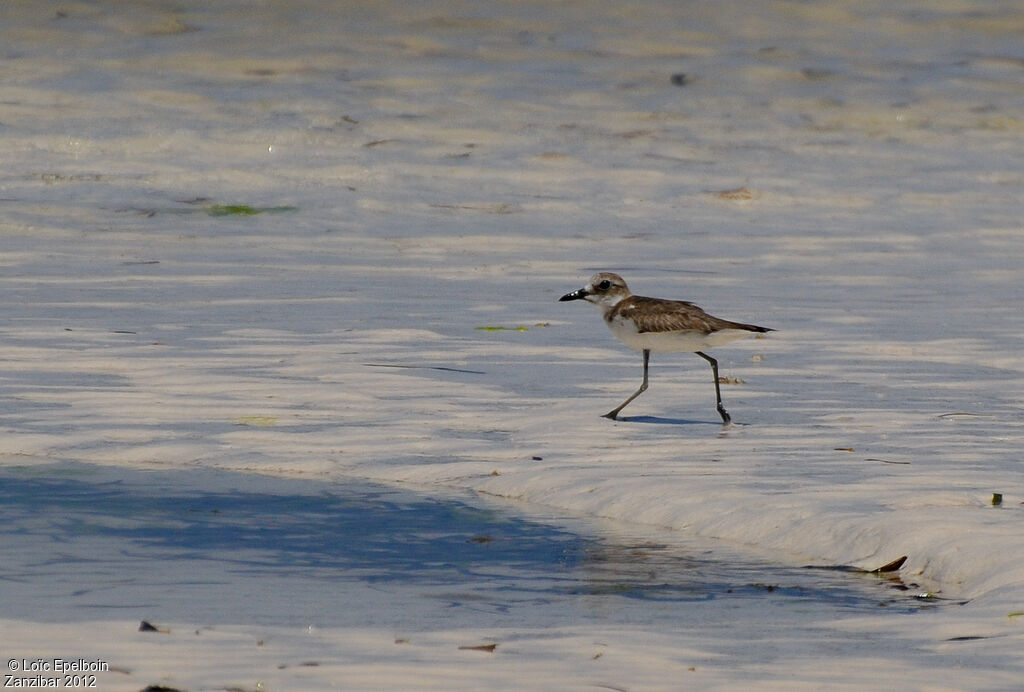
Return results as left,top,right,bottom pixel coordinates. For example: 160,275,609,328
608,296,771,335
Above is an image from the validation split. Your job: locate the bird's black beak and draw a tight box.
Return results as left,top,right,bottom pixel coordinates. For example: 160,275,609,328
559,288,588,302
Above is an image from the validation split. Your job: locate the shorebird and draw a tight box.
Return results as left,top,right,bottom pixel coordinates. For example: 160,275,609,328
559,272,772,423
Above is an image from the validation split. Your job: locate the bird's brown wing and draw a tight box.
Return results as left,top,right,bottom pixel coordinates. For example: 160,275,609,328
621,297,771,334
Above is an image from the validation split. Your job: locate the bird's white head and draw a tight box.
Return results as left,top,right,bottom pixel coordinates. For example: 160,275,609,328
559,272,631,310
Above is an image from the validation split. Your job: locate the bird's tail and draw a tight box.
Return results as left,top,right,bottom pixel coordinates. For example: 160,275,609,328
727,321,774,334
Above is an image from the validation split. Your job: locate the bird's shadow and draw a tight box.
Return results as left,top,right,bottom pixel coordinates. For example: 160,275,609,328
614,415,712,426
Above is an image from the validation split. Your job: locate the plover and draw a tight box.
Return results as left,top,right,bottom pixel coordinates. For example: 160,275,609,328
559,272,772,423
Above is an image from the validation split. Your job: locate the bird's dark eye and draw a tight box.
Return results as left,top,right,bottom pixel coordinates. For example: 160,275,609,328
598,279,611,290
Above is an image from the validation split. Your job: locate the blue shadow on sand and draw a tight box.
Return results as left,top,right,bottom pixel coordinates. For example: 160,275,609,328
0,463,586,581
0,463,933,628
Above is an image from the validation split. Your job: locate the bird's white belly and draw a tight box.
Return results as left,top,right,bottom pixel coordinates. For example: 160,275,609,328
608,318,751,353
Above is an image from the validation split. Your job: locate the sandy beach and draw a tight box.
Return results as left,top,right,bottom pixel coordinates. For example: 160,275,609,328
2,1,1023,689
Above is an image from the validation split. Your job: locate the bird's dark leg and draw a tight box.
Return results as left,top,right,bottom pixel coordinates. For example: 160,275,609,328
603,349,650,420
696,351,731,424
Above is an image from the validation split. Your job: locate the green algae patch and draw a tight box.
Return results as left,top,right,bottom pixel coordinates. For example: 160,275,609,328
475,322,550,333
205,204,298,216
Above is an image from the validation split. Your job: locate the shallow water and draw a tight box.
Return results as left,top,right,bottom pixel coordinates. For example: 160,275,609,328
1,1,1023,687
1,464,932,640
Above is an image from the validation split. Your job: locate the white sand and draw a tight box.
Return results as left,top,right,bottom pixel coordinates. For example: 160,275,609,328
2,0,1023,689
